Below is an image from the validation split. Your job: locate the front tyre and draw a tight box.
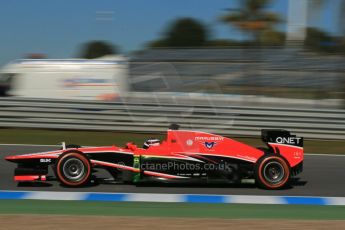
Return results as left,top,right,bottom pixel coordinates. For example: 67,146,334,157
255,155,290,189
56,152,91,187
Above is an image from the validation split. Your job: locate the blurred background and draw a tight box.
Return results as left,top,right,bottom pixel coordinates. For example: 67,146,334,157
0,0,344,104
0,0,344,143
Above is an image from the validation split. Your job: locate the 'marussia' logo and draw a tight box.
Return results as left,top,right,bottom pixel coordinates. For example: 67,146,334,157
195,136,224,141
195,136,224,150
204,141,216,149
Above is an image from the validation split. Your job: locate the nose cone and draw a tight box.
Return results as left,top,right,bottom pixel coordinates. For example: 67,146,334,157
4,155,24,163
5,155,17,162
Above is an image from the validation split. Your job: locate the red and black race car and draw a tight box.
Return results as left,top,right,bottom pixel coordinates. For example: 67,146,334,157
5,125,304,189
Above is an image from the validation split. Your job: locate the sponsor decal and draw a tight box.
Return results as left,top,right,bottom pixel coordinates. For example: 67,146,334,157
195,136,223,150
40,159,52,163
204,141,216,149
275,137,302,145
293,151,302,159
186,139,193,146
133,157,140,164
195,136,224,141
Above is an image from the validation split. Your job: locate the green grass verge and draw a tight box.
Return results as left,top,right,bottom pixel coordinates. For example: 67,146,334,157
0,200,344,220
0,128,344,154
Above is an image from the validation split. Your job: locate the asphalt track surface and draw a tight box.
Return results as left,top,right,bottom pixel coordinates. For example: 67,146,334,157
1,145,344,197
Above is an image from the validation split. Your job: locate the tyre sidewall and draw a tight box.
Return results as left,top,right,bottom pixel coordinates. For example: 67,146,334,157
255,155,290,189
56,152,91,187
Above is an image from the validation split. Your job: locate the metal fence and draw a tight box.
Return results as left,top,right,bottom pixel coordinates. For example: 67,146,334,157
130,49,345,95
0,97,344,140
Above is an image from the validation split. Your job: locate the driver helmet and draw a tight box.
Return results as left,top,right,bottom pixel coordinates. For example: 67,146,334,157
143,138,160,149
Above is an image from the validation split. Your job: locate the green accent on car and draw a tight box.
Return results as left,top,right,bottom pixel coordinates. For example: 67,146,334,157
133,156,141,183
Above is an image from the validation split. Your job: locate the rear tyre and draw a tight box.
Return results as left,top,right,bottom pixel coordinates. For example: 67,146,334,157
55,152,91,187
255,155,290,189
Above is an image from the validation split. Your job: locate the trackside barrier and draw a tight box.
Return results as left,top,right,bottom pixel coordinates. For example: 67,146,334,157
0,97,344,140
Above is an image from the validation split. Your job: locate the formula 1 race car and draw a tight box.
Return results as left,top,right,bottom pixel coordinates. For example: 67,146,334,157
5,125,304,189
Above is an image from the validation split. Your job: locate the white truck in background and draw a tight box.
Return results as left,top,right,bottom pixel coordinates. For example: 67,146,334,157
0,55,128,101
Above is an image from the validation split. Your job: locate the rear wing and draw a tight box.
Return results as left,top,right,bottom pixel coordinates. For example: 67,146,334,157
261,129,303,147
261,129,303,168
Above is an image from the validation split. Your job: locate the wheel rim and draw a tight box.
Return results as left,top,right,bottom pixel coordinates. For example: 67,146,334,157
62,158,86,182
263,161,285,184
